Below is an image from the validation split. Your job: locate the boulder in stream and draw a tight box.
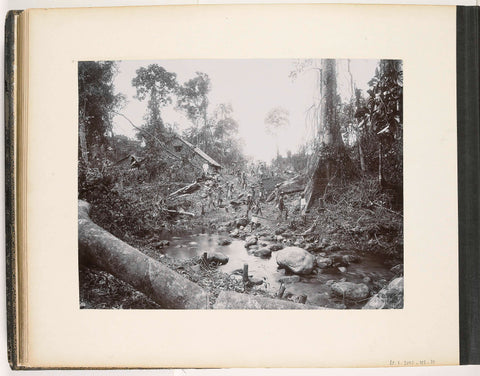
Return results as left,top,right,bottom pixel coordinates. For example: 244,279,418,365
244,235,258,248
363,277,404,309
217,238,232,246
331,282,370,300
152,240,170,249
276,247,315,275
387,277,404,293
248,277,264,286
252,248,272,258
362,294,385,309
278,275,300,284
316,256,333,268
206,252,229,265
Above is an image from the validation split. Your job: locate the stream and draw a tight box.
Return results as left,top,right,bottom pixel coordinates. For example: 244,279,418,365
160,233,395,308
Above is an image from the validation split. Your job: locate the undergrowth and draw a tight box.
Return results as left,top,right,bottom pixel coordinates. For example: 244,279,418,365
310,178,403,259
79,166,194,242
79,265,161,309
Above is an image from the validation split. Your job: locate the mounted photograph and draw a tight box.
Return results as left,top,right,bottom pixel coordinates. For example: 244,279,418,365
77,58,403,310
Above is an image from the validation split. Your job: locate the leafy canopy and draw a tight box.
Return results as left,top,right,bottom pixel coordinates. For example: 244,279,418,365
176,72,211,123
131,64,178,106
79,61,125,146
131,64,178,143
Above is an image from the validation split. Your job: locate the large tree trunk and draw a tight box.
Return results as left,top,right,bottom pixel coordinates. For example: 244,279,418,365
304,59,342,209
358,139,366,174
78,200,208,309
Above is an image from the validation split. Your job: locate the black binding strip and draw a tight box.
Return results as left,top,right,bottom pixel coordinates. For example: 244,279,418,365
4,10,21,369
457,5,480,365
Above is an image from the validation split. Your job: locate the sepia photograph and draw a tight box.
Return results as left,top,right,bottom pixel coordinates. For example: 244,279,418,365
78,58,403,310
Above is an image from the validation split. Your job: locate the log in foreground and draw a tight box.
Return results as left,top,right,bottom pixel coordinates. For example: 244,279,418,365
79,200,325,310
78,200,208,309
214,291,325,309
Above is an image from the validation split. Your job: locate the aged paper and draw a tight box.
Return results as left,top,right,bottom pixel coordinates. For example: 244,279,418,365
23,4,457,367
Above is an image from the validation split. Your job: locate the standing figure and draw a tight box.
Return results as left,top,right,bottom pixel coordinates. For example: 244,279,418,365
226,183,232,200
250,185,256,201
278,192,288,220
246,193,253,217
254,197,263,216
259,182,265,202
206,186,214,211
217,185,223,207
241,171,247,190
273,184,281,204
299,192,307,224
202,163,209,177
250,203,261,232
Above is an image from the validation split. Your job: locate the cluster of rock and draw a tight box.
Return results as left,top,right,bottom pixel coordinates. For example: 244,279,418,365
363,277,404,309
194,220,403,310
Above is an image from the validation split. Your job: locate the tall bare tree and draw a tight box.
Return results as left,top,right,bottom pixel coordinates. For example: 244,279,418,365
304,59,344,208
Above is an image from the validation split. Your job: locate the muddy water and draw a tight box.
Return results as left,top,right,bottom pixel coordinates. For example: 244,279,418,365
161,233,394,308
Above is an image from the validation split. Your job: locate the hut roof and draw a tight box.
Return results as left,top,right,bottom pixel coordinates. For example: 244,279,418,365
174,136,222,169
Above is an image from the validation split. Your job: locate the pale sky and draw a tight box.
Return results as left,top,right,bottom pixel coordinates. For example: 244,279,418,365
112,59,378,162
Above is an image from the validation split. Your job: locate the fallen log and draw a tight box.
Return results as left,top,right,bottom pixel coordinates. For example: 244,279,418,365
266,175,306,201
78,200,208,309
278,175,306,194
168,182,200,197
164,209,195,217
213,291,325,309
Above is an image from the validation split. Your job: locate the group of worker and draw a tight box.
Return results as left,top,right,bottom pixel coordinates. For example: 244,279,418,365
205,179,224,211
203,178,236,213
202,168,308,228
272,184,307,223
